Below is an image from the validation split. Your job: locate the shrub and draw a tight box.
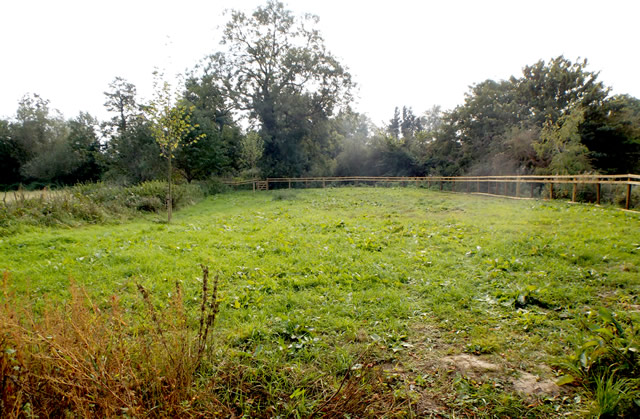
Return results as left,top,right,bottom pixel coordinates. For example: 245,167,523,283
196,178,230,196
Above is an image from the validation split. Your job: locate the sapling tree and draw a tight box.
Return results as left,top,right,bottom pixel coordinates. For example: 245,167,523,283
239,131,264,177
147,71,203,222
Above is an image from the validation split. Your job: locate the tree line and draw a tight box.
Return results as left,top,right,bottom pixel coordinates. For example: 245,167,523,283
1,1,639,190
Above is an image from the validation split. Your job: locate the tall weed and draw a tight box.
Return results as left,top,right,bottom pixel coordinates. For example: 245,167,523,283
0,268,222,417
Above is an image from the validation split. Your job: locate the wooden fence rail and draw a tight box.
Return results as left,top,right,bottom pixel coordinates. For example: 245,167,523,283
221,174,640,210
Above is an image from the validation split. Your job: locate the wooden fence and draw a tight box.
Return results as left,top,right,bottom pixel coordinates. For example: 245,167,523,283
222,174,640,210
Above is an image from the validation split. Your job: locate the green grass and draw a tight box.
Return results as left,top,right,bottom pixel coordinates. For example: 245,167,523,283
2,187,640,416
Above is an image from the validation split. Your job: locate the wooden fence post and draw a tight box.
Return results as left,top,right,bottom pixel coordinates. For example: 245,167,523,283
626,179,632,210
549,182,554,200
516,178,521,197
572,180,577,202
596,182,601,205
503,182,508,196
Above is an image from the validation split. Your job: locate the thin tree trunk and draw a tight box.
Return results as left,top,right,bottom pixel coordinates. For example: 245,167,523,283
168,154,173,223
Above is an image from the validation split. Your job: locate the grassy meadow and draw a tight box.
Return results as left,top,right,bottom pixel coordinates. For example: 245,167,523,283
2,187,639,417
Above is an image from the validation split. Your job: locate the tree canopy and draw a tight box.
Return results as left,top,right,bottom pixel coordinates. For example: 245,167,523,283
197,0,354,176
1,2,639,191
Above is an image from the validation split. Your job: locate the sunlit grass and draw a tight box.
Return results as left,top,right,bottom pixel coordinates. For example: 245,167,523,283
2,187,639,416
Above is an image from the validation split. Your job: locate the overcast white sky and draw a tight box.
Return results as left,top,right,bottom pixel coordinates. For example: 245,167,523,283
1,0,638,126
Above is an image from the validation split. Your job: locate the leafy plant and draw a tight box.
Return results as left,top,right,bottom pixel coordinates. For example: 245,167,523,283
561,307,640,416
568,308,639,380
592,371,633,418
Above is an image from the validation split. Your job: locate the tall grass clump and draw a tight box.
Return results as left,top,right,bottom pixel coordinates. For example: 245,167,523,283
0,181,204,235
0,268,223,417
0,187,106,235
75,180,204,212
560,308,640,417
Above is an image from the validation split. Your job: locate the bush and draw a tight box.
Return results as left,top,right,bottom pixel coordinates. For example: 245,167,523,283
196,178,230,196
124,194,164,212
614,185,640,210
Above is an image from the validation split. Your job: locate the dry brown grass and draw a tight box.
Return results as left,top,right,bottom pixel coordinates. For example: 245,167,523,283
1,187,69,205
0,269,227,418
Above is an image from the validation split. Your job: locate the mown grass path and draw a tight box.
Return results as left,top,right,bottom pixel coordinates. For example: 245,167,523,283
2,187,639,416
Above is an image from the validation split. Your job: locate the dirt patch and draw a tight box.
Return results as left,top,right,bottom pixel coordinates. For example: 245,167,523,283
402,322,567,414
441,354,560,398
512,371,560,398
414,392,449,417
441,354,501,377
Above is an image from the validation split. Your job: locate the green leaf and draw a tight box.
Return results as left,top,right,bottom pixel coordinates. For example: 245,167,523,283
579,351,589,369
290,388,305,399
556,375,575,386
598,307,613,323
593,328,614,339
582,340,600,348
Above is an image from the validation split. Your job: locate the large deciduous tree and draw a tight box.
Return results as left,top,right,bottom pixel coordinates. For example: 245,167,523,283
535,107,592,174
7,94,104,185
580,94,640,174
174,69,243,182
104,77,139,134
441,56,610,175
200,0,354,176
103,79,164,184
517,57,608,126
0,118,22,188
65,112,104,183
